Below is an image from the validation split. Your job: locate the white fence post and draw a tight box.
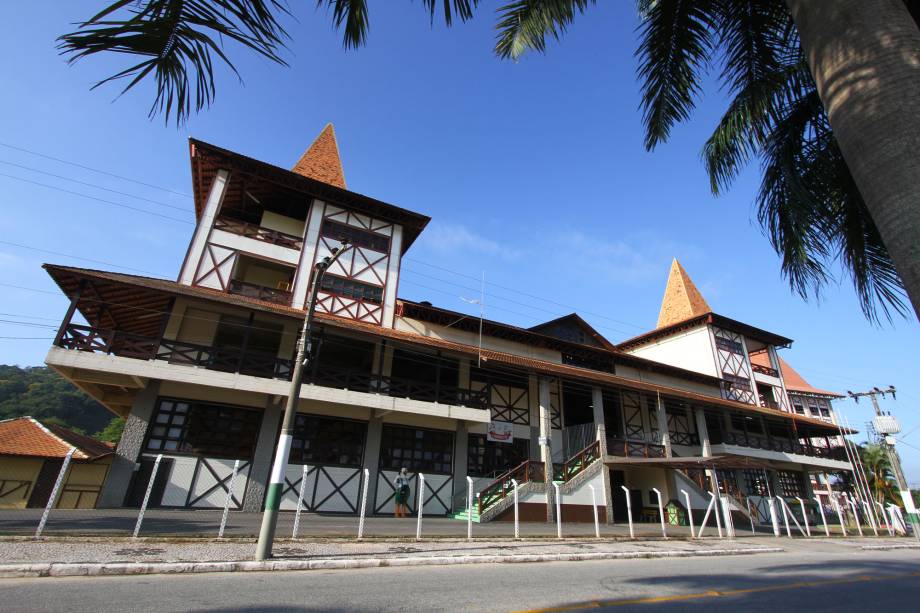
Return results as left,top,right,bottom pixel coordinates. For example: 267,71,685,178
511,479,520,539
697,493,717,539
292,464,309,539
553,482,562,539
357,468,369,540
876,502,893,536
652,487,667,539
848,499,864,537
795,497,811,537
466,476,474,542
416,474,425,542
720,497,735,539
768,497,780,537
780,497,792,537
35,447,75,539
218,459,240,539
680,489,695,538
863,501,879,536
589,484,600,538
833,499,847,536
814,497,829,537
747,498,755,534
621,485,634,539
133,454,163,539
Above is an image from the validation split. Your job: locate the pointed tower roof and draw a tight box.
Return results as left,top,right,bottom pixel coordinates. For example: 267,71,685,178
656,259,712,329
291,123,347,189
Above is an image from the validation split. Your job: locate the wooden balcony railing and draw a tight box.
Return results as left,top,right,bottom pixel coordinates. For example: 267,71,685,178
214,217,303,250
56,324,489,409
751,363,780,378
668,431,700,446
606,437,666,458
227,279,293,305
720,430,847,460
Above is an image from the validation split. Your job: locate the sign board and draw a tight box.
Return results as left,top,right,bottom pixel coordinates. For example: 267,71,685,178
538,436,550,447
900,490,917,514
487,421,514,444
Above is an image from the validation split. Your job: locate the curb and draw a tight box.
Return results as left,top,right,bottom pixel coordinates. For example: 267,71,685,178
860,544,920,551
0,547,784,579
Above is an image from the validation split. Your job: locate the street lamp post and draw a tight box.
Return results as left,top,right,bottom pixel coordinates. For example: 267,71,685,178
255,241,351,561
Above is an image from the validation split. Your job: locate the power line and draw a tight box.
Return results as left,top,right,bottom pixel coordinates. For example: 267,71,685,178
404,256,648,332
0,172,192,225
0,281,62,295
0,336,54,340
0,240,170,277
0,141,192,199
0,160,192,213
0,312,59,321
0,318,58,329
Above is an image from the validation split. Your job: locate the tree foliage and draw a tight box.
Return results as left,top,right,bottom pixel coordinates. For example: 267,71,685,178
59,0,919,321
0,365,114,436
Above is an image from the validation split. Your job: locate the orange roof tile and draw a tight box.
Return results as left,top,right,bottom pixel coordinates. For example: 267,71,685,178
777,357,842,397
0,417,113,460
657,259,712,328
291,123,347,189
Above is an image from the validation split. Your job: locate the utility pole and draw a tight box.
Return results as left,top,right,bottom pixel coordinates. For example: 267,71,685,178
847,385,919,539
255,241,351,561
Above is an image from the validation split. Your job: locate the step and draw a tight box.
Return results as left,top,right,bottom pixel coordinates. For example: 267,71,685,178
448,510,481,523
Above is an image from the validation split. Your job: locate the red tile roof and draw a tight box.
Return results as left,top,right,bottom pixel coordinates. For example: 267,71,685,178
291,124,347,189
0,417,113,460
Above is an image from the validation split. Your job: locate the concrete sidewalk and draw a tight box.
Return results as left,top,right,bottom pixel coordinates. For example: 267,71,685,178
0,536,788,578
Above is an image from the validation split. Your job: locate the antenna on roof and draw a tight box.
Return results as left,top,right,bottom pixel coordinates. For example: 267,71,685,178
460,270,485,367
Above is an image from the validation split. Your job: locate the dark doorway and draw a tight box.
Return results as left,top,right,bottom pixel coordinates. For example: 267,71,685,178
610,469,627,523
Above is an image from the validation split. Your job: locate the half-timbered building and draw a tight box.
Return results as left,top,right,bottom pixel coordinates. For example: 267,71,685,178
41,125,853,526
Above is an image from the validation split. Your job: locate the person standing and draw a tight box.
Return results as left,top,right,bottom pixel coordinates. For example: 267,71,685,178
394,467,410,517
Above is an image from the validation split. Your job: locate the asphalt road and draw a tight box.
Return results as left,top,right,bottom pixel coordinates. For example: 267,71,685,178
3,548,919,612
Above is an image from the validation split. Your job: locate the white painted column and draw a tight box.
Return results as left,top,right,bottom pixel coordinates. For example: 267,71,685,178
381,225,404,328
656,393,671,458
179,169,229,285
539,377,555,523
694,409,711,458
591,387,614,524
291,200,326,309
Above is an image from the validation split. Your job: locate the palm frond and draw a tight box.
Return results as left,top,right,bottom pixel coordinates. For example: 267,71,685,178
493,0,596,60
58,0,290,125
636,0,718,150
318,0,370,49
420,0,479,26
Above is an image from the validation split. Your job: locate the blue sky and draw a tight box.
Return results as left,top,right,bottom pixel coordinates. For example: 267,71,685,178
2,2,918,481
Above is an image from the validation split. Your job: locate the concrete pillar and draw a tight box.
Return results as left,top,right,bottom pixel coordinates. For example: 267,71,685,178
528,374,540,460
362,412,384,513
539,377,554,523
656,394,672,458
241,397,283,512
801,469,815,499
452,422,469,512
458,358,471,389
694,408,711,458
592,387,614,524
98,380,161,508
768,469,783,499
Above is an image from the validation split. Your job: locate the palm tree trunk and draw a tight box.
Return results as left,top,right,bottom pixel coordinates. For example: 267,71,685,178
786,0,920,320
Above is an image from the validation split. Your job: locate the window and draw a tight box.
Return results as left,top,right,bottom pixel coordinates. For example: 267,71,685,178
777,470,805,497
730,414,763,434
743,469,770,496
715,335,744,354
792,401,805,415
467,434,530,478
145,398,261,459
320,274,383,304
380,425,453,474
321,219,390,253
289,415,366,467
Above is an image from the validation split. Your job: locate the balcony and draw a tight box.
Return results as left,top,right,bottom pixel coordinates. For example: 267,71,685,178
751,363,779,378
227,279,293,306
55,323,489,410
720,430,848,460
214,217,303,250
606,437,666,458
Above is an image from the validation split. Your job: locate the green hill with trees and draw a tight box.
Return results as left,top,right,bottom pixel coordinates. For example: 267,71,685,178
0,365,123,442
